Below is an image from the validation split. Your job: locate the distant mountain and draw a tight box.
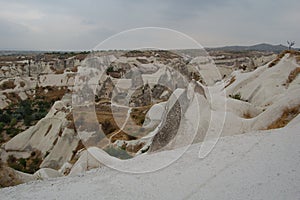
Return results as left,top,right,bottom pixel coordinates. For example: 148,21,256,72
0,50,46,56
210,43,289,53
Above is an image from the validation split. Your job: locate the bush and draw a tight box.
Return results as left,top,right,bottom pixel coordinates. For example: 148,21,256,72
7,155,23,172
101,119,117,134
6,127,20,137
32,111,47,121
0,99,54,139
0,113,11,124
9,118,17,127
27,158,41,174
231,92,241,100
0,122,4,132
18,158,26,168
7,152,42,174
24,115,33,126
106,66,115,73
0,133,3,143
229,92,245,101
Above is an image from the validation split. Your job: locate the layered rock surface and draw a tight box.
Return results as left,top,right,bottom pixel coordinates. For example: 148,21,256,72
0,50,300,186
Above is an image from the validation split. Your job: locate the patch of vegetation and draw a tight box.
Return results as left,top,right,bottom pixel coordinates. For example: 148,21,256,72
269,50,300,68
104,146,132,160
0,98,54,143
0,133,3,143
229,92,248,102
225,76,236,88
229,92,241,100
3,92,20,104
267,105,300,130
70,66,78,72
106,66,115,73
243,112,252,119
53,68,65,74
268,51,287,68
101,119,117,135
110,130,137,143
19,81,26,87
286,67,300,87
6,127,21,137
130,105,151,126
0,80,16,90
126,142,145,153
0,158,23,188
35,86,68,102
7,150,42,174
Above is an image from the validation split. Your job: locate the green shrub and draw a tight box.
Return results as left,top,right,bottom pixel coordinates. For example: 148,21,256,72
32,111,47,121
9,118,17,127
0,113,11,124
6,127,20,137
7,153,42,174
24,115,33,126
0,122,4,132
27,158,41,174
106,66,115,73
18,158,26,168
7,155,23,172
231,92,241,100
0,133,3,143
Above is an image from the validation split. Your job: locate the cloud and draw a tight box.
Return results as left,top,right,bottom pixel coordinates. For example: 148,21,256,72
0,0,299,50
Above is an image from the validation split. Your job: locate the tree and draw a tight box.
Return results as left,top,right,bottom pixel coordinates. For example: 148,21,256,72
287,41,295,50
28,60,31,77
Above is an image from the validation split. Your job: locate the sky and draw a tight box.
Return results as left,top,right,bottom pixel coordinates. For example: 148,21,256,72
0,0,299,51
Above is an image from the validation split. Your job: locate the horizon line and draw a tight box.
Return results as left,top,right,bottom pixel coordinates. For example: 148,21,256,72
0,43,298,52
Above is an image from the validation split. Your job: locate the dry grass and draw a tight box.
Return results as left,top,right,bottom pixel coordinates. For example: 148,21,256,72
126,142,145,153
50,66,64,74
287,50,300,64
243,112,252,119
0,159,23,188
296,55,300,64
69,140,85,167
7,150,43,174
130,105,152,126
44,124,52,136
267,105,300,130
0,80,16,90
287,50,300,55
286,67,300,86
268,52,286,68
74,53,88,61
70,66,78,73
73,102,151,145
110,130,137,143
225,76,236,88
3,92,21,104
35,86,69,102
55,69,65,74
95,104,119,135
74,104,123,136
269,50,300,68
19,81,25,87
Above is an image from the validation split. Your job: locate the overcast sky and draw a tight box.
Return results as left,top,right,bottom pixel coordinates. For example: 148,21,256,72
0,0,299,50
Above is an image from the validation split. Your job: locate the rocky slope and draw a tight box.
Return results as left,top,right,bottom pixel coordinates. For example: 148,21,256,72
0,49,299,187
0,115,299,199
